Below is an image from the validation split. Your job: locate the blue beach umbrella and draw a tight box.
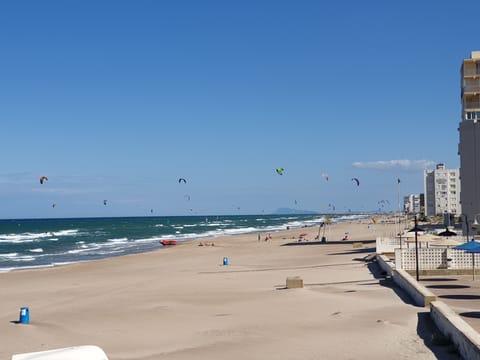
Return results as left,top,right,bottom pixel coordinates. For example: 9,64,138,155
453,240,480,251
454,240,480,280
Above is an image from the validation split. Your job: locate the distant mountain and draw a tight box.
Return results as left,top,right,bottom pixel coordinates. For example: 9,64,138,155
272,208,319,215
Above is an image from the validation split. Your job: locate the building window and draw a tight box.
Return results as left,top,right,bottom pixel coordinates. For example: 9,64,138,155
466,112,480,120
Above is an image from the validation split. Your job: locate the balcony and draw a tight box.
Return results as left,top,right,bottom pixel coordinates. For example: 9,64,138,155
463,84,480,93
463,65,480,77
464,101,480,110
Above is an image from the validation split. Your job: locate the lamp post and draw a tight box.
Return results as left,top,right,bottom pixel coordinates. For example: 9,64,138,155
408,215,423,281
473,214,480,228
461,214,470,242
471,213,480,240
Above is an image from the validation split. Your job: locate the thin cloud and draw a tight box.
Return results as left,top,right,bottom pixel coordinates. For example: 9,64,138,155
352,160,435,170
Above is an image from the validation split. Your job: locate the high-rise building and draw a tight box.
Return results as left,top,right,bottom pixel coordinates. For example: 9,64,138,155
459,51,480,230
424,163,461,216
403,194,423,214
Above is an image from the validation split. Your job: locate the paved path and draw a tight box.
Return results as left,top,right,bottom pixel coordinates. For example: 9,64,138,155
420,274,480,333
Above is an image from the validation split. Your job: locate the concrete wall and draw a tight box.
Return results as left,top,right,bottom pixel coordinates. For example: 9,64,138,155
430,301,480,360
392,269,436,307
376,255,436,307
376,254,394,277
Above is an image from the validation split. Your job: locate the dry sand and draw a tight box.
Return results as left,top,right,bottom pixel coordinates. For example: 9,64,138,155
0,219,458,359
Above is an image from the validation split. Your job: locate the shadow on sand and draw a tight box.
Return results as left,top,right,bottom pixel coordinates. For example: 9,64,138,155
421,278,458,282
416,312,462,359
439,294,480,300
281,239,376,246
366,261,416,306
426,284,471,290
459,311,480,319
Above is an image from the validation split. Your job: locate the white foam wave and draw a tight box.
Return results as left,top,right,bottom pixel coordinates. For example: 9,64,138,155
67,245,102,254
29,248,44,253
0,252,18,258
53,229,79,236
14,256,36,262
107,237,129,243
223,227,258,235
0,229,79,243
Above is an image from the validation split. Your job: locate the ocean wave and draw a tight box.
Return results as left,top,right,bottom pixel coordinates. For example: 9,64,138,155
0,229,79,243
0,213,370,271
14,255,36,262
67,245,102,254
0,252,18,259
107,237,129,243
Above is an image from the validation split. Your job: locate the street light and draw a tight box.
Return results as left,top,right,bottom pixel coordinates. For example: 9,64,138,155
470,214,480,240
473,214,480,227
408,215,424,281
461,214,470,242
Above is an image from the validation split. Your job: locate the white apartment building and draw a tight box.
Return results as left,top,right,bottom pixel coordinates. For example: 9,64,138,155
459,51,480,231
403,194,422,214
424,163,461,216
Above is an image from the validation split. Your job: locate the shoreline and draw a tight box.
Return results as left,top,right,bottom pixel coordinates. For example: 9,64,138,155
1,217,452,360
0,213,376,274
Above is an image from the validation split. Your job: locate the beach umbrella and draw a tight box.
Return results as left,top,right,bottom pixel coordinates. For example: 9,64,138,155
454,240,480,280
453,240,480,251
438,228,457,237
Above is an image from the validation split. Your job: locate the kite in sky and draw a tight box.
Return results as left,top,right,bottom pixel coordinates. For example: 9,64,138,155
103,200,108,206
178,178,187,184
39,176,48,184
321,173,329,181
276,167,284,175
351,178,360,186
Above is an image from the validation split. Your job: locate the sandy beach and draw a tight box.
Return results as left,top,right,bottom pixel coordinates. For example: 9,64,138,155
0,219,458,359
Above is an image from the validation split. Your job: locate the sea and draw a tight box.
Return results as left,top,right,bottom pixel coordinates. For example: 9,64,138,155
0,213,367,272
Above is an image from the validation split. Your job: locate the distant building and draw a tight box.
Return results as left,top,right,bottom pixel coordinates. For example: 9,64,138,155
424,163,461,216
459,51,480,231
403,194,423,214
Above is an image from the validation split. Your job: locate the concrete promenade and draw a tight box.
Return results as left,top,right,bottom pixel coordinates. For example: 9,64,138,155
376,253,480,359
420,274,480,333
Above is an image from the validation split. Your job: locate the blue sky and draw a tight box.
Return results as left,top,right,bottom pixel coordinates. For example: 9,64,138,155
0,0,477,218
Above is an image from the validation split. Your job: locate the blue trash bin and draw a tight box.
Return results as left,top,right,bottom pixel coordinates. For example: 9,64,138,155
223,257,229,266
19,306,29,324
